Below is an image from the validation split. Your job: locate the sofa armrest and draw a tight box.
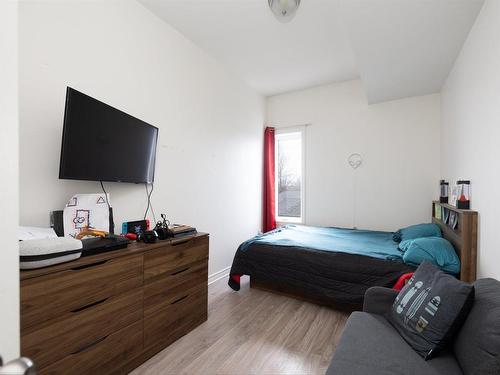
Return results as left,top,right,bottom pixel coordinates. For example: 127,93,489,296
363,287,399,315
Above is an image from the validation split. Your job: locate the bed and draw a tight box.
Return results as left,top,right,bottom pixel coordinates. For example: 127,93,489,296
228,202,478,310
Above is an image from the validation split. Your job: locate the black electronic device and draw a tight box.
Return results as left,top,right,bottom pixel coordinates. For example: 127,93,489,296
139,230,158,244
122,219,150,236
81,236,130,257
154,214,171,240
155,227,170,240
50,210,64,237
168,224,197,238
59,87,159,184
153,213,197,239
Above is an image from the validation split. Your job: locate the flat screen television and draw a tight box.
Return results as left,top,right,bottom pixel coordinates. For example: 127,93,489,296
59,87,158,183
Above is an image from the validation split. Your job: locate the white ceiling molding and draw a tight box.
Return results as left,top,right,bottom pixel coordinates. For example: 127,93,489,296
139,0,484,102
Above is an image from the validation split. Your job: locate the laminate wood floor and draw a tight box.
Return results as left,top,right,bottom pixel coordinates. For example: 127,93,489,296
131,276,350,375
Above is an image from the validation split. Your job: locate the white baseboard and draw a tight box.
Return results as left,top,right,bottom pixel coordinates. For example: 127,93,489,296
208,266,231,285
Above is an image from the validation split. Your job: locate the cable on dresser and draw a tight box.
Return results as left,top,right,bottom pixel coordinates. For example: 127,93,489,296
144,182,156,224
100,181,115,234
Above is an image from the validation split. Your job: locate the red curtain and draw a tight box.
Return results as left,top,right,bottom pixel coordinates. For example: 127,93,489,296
263,127,276,232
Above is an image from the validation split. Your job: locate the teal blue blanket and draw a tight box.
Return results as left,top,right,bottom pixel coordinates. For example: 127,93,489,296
241,225,403,261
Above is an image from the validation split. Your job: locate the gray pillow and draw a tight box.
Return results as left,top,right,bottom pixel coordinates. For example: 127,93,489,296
386,261,474,360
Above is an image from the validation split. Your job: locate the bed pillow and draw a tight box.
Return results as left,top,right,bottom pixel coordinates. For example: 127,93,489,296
393,223,442,243
399,237,460,274
387,262,474,360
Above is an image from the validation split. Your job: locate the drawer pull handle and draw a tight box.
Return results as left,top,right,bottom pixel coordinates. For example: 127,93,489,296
71,260,108,271
171,267,189,276
70,335,108,355
71,297,109,313
171,239,192,247
171,295,189,305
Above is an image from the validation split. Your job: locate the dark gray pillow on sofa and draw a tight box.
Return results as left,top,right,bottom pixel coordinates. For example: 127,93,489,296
386,261,474,360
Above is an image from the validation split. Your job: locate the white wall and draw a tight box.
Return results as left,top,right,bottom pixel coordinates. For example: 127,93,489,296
18,0,264,277
441,0,499,279
267,80,440,231
0,0,20,362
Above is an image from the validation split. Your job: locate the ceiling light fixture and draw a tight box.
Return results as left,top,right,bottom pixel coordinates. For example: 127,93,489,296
268,0,301,23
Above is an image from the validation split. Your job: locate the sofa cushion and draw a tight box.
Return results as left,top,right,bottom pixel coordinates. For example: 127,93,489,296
363,286,400,315
454,278,500,375
386,262,474,359
326,312,463,375
472,356,500,375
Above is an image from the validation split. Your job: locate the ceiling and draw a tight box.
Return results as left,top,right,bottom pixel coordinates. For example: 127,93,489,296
139,0,484,103
341,0,485,103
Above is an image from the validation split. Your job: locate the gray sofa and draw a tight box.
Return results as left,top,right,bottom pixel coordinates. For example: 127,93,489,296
326,278,500,375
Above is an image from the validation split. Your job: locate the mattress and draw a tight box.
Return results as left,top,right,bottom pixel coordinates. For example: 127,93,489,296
238,225,405,260
228,225,415,309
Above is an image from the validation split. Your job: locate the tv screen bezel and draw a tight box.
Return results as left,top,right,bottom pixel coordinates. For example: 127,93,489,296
58,87,159,184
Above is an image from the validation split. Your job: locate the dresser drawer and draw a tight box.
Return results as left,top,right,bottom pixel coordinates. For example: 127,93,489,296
22,287,143,370
144,236,208,282
40,320,143,375
21,256,143,333
144,260,208,316
144,284,207,350
21,255,143,332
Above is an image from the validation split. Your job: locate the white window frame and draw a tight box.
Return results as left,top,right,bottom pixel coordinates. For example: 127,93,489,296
275,125,306,224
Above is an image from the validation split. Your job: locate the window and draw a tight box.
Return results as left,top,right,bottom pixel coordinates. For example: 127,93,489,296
275,128,305,223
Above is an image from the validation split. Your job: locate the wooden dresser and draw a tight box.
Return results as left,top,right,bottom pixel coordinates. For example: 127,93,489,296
20,233,209,375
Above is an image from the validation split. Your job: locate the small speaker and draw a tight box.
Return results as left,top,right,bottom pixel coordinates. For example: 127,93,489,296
50,210,64,237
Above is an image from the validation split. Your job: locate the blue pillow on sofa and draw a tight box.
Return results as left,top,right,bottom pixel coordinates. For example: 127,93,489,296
399,237,460,274
393,223,442,243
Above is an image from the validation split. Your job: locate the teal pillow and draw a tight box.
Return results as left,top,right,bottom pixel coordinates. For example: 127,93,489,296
393,223,442,243
400,237,460,274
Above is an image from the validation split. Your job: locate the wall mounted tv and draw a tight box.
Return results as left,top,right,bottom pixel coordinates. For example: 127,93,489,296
59,87,158,184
